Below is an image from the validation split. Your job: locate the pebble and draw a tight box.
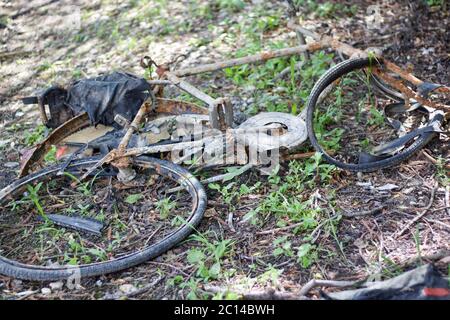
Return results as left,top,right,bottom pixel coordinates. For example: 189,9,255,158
119,284,137,295
41,288,52,295
4,162,19,168
49,281,64,291
376,183,399,191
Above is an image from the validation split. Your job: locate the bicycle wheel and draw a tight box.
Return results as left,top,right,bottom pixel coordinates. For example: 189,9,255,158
337,51,404,101
306,57,442,172
0,156,206,281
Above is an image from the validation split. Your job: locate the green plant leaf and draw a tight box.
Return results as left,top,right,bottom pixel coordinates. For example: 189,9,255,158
209,262,221,279
187,249,205,264
125,193,142,204
297,243,312,258
273,247,284,256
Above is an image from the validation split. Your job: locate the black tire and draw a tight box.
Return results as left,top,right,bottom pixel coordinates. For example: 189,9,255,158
369,73,404,101
306,57,439,172
0,156,207,281
337,51,403,101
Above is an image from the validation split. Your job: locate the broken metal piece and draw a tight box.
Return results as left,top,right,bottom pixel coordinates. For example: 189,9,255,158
19,112,91,177
41,214,104,235
19,99,207,177
417,82,444,99
164,72,233,130
114,114,131,128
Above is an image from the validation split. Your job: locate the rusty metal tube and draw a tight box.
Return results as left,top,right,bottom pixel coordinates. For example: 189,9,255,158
173,42,323,77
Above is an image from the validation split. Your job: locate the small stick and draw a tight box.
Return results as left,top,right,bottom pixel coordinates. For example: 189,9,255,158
298,279,360,297
124,277,163,298
284,150,335,160
173,43,323,77
341,205,386,218
422,150,438,164
395,185,438,238
227,212,235,232
446,186,450,216
424,217,450,230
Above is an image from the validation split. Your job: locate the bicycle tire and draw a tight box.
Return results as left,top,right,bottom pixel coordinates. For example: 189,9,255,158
337,51,404,101
0,156,207,281
306,57,440,172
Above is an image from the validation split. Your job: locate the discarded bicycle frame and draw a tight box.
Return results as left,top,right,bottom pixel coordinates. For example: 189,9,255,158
21,30,450,180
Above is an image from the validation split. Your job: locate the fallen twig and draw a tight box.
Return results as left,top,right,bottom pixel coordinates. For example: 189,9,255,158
227,211,235,232
422,150,438,164
423,217,450,230
298,279,360,297
395,185,438,238
283,150,334,161
125,276,163,298
341,205,386,218
422,150,450,170
446,186,450,216
401,249,450,268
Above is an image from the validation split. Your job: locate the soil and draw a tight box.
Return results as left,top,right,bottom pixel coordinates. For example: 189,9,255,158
0,0,448,300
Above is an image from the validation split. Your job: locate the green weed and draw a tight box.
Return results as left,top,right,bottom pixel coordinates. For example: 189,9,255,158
24,125,47,146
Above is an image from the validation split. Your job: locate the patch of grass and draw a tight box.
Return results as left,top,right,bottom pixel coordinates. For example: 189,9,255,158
125,193,142,205
23,182,46,218
380,256,404,278
426,0,443,7
71,68,84,79
44,145,57,164
24,124,47,146
292,0,359,18
63,234,108,265
208,180,261,212
189,2,213,20
257,265,283,287
435,157,449,187
271,235,316,267
215,0,245,12
178,231,234,299
296,243,317,268
251,155,335,228
0,15,9,28
156,197,177,219
367,106,385,127
225,44,333,115
62,171,97,196
36,61,54,72
272,235,294,257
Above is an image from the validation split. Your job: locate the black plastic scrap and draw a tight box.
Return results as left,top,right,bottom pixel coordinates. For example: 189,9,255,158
39,214,104,236
322,264,450,300
22,72,151,128
67,72,151,127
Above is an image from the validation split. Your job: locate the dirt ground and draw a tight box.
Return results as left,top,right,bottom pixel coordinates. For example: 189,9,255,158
0,0,449,300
